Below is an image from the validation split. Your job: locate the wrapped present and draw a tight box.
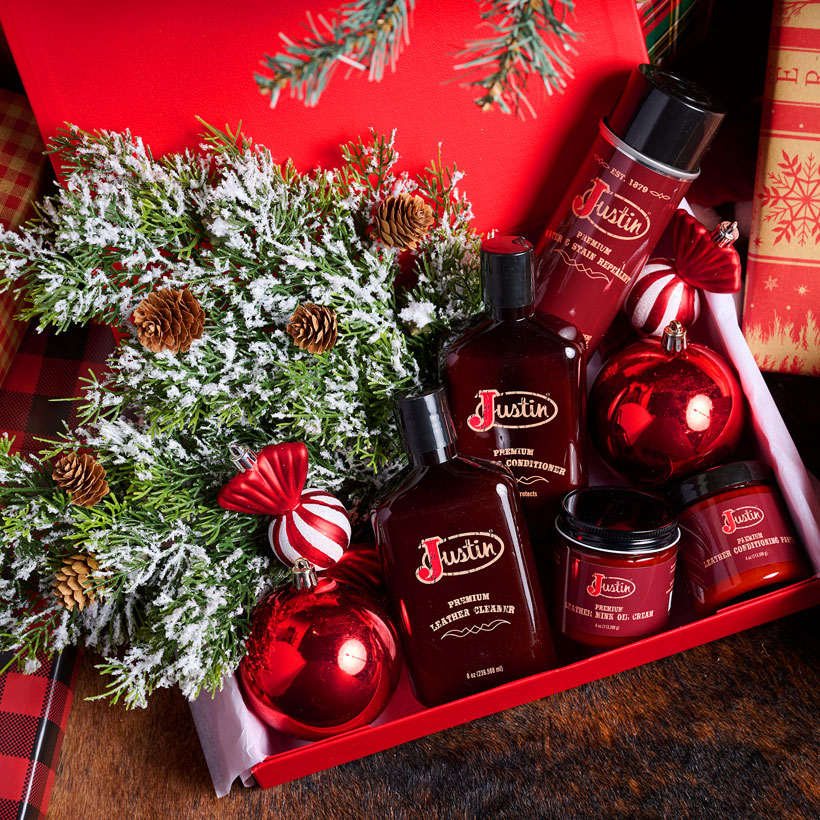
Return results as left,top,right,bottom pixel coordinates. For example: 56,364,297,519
637,0,712,63
0,88,49,388
0,322,115,457
743,0,820,375
0,322,115,817
0,649,79,820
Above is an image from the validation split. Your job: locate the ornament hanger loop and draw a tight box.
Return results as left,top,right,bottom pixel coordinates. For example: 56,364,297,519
711,220,739,248
292,558,318,590
229,442,258,473
661,320,687,354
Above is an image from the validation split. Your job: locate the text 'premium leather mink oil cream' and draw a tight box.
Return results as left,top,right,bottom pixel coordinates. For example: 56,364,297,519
534,64,725,353
553,486,680,649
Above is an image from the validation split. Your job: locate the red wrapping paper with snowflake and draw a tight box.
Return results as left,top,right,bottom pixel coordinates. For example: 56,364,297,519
742,0,820,375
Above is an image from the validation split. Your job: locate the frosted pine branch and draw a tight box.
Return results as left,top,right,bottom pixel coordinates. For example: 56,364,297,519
454,0,580,116
256,0,415,108
0,124,481,706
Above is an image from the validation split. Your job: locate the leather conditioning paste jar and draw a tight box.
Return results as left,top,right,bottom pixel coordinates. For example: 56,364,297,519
670,461,810,614
554,487,679,648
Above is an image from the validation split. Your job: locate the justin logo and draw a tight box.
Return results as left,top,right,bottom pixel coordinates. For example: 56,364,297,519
586,572,636,599
571,177,650,241
721,506,765,534
467,390,558,432
415,532,505,584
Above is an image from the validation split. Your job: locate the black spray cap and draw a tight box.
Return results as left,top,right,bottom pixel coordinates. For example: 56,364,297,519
605,64,726,174
396,388,456,459
481,235,535,311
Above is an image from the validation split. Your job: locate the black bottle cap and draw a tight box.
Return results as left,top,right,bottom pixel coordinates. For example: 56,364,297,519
605,64,726,174
481,235,535,311
396,388,456,458
670,460,774,510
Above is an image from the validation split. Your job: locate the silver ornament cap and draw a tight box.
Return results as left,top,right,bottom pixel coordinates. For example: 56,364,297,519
291,558,318,591
661,320,687,354
229,442,258,473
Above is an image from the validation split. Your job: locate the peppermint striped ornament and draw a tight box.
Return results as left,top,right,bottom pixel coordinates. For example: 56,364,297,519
217,442,352,571
268,489,351,570
624,258,700,337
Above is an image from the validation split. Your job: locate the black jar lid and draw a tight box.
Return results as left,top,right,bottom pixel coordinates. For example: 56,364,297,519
605,64,725,174
556,486,679,555
670,460,774,509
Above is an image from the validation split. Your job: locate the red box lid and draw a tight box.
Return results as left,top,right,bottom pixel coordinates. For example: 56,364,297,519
0,0,648,236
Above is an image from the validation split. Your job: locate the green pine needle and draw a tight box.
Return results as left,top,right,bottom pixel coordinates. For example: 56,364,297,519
455,0,580,116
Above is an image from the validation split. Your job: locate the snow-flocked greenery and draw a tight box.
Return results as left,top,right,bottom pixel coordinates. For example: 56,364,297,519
0,123,481,707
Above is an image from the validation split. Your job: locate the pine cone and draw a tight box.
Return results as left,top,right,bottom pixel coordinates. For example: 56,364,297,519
52,453,109,507
52,554,100,612
286,303,338,354
375,193,434,250
133,287,206,354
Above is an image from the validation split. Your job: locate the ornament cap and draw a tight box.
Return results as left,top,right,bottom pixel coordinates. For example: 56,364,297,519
292,558,318,590
661,321,687,354
711,221,739,248
229,442,258,473
671,210,742,293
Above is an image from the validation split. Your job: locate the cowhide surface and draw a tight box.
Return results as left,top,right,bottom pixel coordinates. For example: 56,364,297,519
49,606,820,820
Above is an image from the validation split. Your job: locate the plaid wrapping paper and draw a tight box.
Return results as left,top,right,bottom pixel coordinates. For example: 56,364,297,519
0,88,50,391
0,321,115,817
637,0,712,63
0,322,115,458
0,650,79,820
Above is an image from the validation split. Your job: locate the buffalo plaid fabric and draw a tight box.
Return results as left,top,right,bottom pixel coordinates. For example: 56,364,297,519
0,292,27,391
0,88,50,389
0,321,115,817
0,322,116,458
0,649,79,820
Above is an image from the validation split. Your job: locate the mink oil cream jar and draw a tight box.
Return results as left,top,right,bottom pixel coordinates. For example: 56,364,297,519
670,461,810,615
554,487,679,648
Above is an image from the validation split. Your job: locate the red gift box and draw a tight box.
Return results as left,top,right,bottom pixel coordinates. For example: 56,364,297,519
0,0,818,798
0,0,647,237
190,272,820,794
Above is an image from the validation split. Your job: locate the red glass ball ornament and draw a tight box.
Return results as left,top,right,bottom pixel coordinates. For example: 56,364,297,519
589,322,745,485
239,561,402,740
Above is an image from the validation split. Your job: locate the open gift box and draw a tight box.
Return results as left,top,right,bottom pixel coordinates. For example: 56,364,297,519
1,0,817,800
191,277,820,796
